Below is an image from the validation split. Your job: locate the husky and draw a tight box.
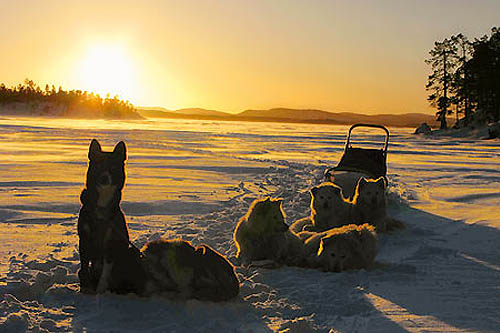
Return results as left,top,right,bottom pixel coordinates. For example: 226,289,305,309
328,171,366,200
300,223,377,272
142,239,239,301
77,139,146,294
234,197,303,266
350,176,406,233
290,183,350,233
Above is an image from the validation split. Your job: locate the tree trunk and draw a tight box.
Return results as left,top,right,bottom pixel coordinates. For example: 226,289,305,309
439,111,448,129
442,52,448,129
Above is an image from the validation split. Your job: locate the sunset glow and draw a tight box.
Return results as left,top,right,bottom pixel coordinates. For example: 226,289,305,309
1,0,499,113
78,44,137,101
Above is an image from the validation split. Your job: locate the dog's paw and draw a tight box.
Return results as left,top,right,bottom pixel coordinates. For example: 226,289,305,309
78,268,97,293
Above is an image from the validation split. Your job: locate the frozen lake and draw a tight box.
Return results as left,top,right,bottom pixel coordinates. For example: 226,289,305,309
0,116,499,332
1,117,498,227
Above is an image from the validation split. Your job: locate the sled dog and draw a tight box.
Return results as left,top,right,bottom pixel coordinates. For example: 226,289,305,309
142,239,240,301
234,197,302,265
77,139,145,294
299,223,377,272
290,183,350,233
351,177,404,232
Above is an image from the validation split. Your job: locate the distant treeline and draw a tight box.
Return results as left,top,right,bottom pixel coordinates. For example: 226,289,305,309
0,79,140,119
426,27,500,129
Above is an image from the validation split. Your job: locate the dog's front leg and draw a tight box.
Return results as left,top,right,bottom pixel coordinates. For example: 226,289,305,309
96,260,113,293
95,226,117,294
78,229,96,293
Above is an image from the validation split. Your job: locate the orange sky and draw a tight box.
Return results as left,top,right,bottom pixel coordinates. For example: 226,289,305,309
1,0,499,114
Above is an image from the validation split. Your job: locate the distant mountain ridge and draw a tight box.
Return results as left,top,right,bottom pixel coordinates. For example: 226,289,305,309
138,107,437,128
175,108,229,117
239,108,336,120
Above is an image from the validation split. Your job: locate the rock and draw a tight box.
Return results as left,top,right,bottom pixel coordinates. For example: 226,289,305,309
414,122,432,135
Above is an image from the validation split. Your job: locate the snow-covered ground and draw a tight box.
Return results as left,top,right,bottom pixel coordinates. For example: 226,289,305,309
0,116,499,332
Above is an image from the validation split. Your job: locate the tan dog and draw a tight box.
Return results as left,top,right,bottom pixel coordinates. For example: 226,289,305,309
299,224,377,272
290,183,350,233
142,239,239,301
350,177,389,232
234,197,303,265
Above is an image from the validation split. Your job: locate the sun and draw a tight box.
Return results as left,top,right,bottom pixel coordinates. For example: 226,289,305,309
78,44,137,102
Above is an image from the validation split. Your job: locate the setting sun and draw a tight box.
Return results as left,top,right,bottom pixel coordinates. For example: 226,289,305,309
78,44,137,102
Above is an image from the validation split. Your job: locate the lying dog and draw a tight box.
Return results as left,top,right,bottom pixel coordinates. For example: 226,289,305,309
234,197,303,266
290,183,350,233
77,139,145,294
142,239,239,302
299,223,377,272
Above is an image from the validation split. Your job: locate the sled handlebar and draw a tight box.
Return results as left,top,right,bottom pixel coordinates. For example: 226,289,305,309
345,124,390,154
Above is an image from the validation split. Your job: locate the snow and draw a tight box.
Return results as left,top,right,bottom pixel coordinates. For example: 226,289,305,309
0,117,499,332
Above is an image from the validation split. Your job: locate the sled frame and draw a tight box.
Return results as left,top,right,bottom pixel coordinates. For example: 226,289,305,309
325,123,390,180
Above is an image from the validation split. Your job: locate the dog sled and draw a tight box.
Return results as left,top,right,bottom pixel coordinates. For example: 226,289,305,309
324,123,389,199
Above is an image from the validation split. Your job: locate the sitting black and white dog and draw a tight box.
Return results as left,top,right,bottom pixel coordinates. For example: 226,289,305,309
77,139,145,294
77,139,239,301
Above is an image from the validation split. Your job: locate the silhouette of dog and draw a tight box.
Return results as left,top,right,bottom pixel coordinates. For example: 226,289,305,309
142,239,239,301
350,177,406,232
299,223,377,272
290,183,350,233
77,139,146,294
234,197,303,265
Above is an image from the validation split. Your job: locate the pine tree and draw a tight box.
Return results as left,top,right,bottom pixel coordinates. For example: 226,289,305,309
450,34,473,125
425,38,458,129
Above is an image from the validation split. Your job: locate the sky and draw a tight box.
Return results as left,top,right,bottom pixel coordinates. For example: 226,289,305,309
1,0,499,114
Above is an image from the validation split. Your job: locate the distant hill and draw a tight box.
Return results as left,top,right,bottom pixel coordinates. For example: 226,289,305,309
237,108,437,128
174,108,230,117
138,106,437,128
139,106,171,112
137,107,230,118
238,108,336,120
137,107,175,118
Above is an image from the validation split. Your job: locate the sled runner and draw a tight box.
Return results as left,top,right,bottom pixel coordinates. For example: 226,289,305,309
324,124,389,198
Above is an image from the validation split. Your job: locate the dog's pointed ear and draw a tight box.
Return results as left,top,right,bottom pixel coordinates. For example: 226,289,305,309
88,139,102,160
113,141,127,161
357,177,368,189
375,177,386,188
263,197,273,208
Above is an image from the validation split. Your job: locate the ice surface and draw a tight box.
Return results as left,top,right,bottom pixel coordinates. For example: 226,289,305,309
0,117,499,332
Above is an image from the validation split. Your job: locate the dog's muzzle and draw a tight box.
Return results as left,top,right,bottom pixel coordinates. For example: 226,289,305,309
98,173,112,185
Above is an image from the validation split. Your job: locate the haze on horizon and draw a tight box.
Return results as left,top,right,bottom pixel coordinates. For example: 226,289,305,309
1,0,499,115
